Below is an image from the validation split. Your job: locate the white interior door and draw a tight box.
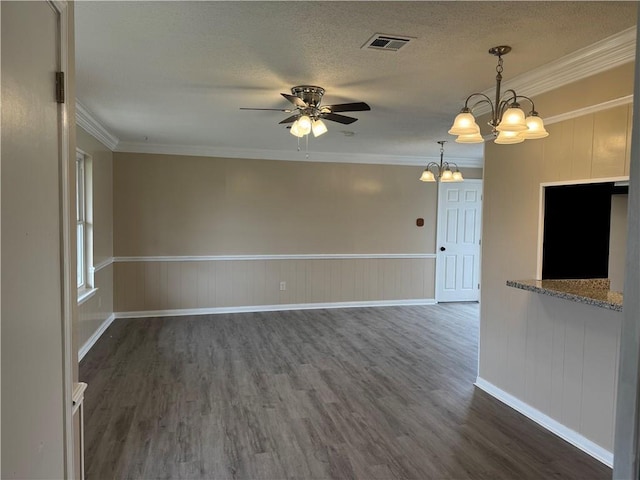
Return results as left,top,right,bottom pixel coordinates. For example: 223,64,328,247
435,180,483,302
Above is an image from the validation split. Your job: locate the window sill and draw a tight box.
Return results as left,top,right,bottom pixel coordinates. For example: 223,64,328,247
78,287,98,305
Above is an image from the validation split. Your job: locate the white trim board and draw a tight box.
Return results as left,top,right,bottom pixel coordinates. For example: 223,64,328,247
115,298,437,319
540,176,630,189
481,96,632,147
474,27,636,116
93,257,114,272
475,377,613,467
76,26,633,167
115,141,483,168
76,100,119,151
50,1,77,476
113,253,437,263
544,95,633,127
535,176,630,278
78,313,116,362
77,287,98,306
79,299,436,362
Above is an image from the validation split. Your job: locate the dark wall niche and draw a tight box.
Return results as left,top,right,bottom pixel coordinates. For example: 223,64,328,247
542,182,615,280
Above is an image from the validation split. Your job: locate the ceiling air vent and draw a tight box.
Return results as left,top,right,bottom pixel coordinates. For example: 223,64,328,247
362,33,413,52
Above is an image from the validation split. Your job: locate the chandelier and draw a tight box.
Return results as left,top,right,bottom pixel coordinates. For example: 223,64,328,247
419,141,463,182
448,46,548,145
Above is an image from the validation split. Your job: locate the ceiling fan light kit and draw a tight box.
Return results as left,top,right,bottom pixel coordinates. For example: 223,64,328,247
241,85,370,141
449,45,548,144
311,119,328,137
420,141,463,183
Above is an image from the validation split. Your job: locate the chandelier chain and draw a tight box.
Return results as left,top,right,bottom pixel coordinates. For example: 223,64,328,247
496,56,504,75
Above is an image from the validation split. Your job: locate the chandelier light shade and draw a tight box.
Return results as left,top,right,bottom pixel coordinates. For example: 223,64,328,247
419,169,436,182
419,141,463,183
455,131,484,144
495,130,525,145
521,113,549,139
440,169,454,182
448,111,480,136
495,106,528,132
449,45,548,144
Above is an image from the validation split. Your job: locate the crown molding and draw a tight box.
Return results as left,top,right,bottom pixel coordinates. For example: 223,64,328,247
544,94,633,126
115,141,483,168
75,100,120,151
473,26,636,116
77,26,633,166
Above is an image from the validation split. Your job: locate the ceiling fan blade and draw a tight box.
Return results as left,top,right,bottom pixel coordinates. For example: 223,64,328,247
239,107,294,112
281,93,307,108
279,114,300,124
321,112,358,125
323,102,371,113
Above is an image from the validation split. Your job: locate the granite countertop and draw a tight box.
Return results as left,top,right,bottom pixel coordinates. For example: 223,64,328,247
506,278,623,312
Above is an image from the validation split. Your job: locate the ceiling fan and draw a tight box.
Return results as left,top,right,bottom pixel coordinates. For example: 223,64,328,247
240,85,371,137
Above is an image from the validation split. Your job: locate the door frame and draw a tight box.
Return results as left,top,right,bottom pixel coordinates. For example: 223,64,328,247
50,0,76,477
434,179,483,303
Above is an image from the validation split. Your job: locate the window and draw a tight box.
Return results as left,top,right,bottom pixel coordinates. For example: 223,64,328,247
76,152,87,288
76,150,95,302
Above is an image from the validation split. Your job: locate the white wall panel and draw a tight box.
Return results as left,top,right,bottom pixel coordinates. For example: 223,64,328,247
481,84,632,456
77,265,113,348
114,257,436,312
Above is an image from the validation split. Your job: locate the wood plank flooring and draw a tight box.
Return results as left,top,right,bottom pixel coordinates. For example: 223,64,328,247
80,304,611,479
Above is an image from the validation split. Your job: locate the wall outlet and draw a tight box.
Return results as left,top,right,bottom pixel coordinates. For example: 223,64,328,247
279,281,286,291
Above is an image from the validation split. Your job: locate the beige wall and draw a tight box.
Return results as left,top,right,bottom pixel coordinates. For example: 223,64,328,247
113,152,481,311
114,152,481,255
480,64,634,455
77,127,114,349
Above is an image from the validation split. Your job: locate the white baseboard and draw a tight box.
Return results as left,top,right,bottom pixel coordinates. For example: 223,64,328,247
115,298,437,319
474,377,613,467
78,313,116,362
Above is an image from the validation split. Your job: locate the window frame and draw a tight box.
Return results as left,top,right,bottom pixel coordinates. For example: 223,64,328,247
76,149,96,304
76,151,87,290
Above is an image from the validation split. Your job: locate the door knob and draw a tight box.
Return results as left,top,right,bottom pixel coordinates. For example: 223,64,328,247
440,246,446,251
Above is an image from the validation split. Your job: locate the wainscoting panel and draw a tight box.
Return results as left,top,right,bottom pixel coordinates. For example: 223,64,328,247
78,265,114,349
114,257,436,312
481,98,632,457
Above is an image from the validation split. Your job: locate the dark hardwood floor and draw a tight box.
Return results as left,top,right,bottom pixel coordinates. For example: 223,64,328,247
80,304,611,479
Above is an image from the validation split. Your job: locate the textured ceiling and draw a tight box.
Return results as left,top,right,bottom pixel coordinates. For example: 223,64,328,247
75,1,637,165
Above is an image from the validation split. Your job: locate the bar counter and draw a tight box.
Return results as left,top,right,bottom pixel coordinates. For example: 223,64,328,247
506,278,623,312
